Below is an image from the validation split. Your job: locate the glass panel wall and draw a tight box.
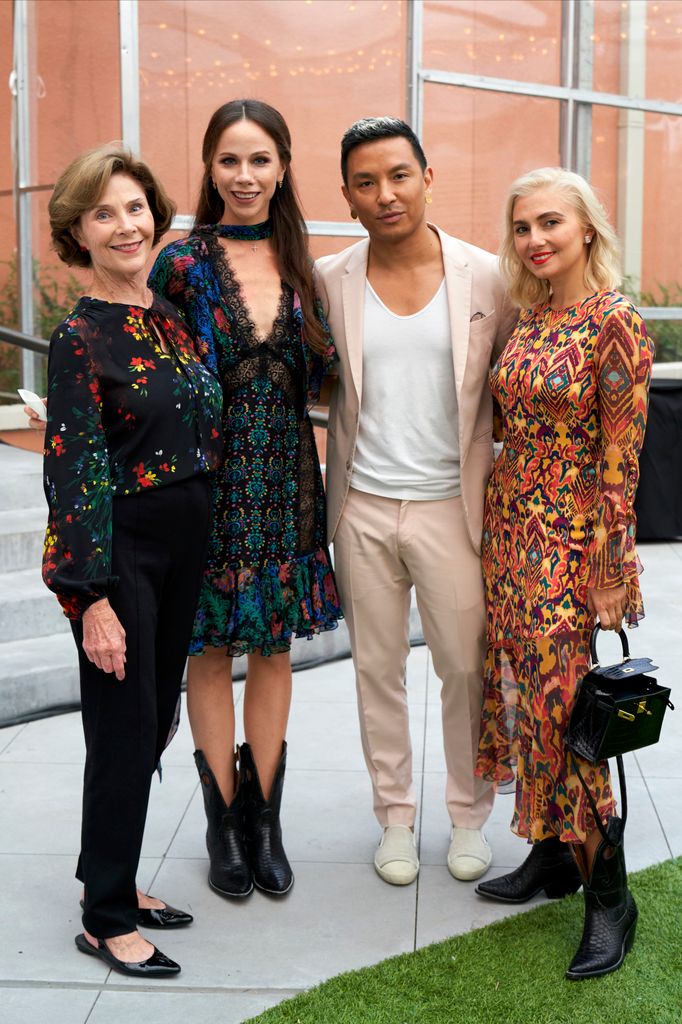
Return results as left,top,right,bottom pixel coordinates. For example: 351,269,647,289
423,0,562,85
138,0,407,223
4,0,682,382
422,83,561,249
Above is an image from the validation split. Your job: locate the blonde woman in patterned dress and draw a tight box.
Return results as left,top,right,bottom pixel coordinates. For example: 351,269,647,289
475,168,653,980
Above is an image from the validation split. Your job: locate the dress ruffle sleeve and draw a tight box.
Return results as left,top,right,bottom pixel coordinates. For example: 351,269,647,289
42,323,116,620
586,304,654,625
149,238,221,375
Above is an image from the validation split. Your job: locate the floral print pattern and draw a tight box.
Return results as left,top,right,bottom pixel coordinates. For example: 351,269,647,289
149,227,342,656
42,294,223,619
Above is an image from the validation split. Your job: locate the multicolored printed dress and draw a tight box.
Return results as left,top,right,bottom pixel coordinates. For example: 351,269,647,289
149,223,342,657
475,290,654,844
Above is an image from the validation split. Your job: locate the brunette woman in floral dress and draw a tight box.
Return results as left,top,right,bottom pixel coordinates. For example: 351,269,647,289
150,100,341,898
474,168,653,979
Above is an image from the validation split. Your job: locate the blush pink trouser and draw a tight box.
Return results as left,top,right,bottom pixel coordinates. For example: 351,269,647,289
334,488,495,829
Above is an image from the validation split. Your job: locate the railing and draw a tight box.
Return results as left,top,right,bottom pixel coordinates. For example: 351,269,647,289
0,324,49,355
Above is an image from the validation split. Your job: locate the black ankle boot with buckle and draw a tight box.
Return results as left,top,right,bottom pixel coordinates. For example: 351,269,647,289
240,741,294,896
565,816,638,980
475,835,582,903
194,748,253,898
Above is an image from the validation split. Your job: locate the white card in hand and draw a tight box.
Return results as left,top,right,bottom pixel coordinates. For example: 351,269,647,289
17,388,47,421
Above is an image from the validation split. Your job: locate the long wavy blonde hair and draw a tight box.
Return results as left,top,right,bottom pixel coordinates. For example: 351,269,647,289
499,167,622,308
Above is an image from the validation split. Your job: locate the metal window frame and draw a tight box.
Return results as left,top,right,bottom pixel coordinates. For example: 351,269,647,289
13,0,36,390
9,0,682,385
119,0,140,155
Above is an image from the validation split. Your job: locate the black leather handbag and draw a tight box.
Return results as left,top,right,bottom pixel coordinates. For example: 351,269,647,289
567,624,673,763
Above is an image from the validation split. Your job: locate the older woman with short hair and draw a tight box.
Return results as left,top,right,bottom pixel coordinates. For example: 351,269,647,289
43,144,223,977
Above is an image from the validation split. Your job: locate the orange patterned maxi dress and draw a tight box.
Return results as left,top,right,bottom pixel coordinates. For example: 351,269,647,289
475,290,654,844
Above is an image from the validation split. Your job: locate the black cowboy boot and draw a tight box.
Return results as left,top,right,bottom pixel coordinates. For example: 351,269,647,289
240,741,294,896
194,749,253,898
565,817,638,980
476,836,582,903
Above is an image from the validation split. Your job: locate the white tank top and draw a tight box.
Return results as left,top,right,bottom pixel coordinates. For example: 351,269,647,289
350,278,461,501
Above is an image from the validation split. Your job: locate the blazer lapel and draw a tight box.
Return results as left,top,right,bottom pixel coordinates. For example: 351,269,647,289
341,240,369,403
438,229,473,459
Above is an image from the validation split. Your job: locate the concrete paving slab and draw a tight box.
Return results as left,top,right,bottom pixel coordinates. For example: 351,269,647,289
168,766,381,864
105,859,418,991
88,989,293,1024
0,762,83,855
284,697,427,772
1,987,97,1024
1,532,679,1021
647,779,682,857
0,759,197,859
0,710,84,763
0,722,27,754
0,852,159,982
414,863,537,949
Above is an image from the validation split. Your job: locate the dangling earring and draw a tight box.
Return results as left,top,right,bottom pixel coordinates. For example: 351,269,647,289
278,178,284,190
425,191,433,205
350,209,358,220
210,179,217,191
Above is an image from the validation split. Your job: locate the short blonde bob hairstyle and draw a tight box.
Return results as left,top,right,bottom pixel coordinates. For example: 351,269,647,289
49,143,175,268
499,167,621,308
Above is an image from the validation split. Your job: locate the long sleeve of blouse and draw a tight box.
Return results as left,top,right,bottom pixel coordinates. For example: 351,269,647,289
586,302,654,624
42,296,223,619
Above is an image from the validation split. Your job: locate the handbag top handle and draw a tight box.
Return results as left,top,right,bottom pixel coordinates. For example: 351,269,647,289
590,624,630,668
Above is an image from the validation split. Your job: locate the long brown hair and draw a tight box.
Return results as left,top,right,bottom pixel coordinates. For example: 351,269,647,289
195,100,327,354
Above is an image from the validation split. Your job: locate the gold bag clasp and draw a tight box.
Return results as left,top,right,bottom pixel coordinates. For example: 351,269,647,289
636,700,652,716
617,709,635,722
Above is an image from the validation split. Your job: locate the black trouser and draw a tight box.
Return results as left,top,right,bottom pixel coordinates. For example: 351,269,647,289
72,475,211,938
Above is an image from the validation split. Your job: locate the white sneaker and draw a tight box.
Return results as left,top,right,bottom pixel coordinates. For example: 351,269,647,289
374,825,419,885
447,826,492,881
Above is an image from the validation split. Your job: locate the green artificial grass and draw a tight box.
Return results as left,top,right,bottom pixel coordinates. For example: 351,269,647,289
246,858,682,1024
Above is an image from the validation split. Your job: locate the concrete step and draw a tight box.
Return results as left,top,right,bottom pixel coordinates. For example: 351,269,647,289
0,632,80,726
0,566,69,643
0,444,44,511
0,506,47,572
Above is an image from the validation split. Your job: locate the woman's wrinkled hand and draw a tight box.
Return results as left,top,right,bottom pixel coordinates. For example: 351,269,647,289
82,599,127,680
587,584,627,631
24,400,47,432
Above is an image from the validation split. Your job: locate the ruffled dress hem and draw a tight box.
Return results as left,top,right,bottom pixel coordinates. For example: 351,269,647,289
189,547,342,658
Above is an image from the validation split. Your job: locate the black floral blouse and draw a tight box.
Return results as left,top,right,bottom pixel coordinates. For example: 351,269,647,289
42,294,223,620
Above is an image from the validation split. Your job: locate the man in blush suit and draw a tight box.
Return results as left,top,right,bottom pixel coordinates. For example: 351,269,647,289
315,117,517,886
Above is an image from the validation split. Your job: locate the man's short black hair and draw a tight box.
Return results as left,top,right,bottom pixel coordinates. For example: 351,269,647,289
340,117,428,184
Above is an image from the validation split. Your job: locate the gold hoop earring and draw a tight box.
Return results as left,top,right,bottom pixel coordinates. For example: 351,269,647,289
425,192,433,206
350,209,358,220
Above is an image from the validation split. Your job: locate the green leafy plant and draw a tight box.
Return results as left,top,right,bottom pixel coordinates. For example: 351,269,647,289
623,280,682,363
0,256,82,402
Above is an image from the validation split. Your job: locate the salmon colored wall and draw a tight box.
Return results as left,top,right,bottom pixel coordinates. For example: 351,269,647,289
138,0,406,223
2,0,681,333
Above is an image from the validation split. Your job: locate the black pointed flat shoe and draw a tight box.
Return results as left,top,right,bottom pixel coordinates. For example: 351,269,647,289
74,933,181,977
79,898,193,928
